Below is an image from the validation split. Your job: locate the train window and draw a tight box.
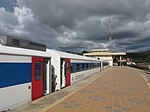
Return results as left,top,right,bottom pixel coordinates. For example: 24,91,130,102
86,63,88,69
90,63,91,69
89,63,91,69
70,64,73,73
84,64,87,70
82,64,84,70
92,63,94,68
88,63,90,69
35,61,41,80
95,63,96,67
73,63,76,73
76,64,80,72
94,63,97,68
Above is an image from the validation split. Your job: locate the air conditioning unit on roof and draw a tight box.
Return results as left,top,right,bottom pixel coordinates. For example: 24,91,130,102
0,35,46,51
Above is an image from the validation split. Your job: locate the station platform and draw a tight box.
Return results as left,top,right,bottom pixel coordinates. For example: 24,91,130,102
11,67,150,112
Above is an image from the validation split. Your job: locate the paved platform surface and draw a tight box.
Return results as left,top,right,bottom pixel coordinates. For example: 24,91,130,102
11,67,108,112
44,67,150,112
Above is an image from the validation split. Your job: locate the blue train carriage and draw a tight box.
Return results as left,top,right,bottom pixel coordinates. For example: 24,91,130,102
0,36,52,111
47,49,102,90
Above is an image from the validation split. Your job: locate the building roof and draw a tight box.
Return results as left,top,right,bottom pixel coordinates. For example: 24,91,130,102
85,49,126,56
91,49,110,52
111,52,126,56
83,52,126,56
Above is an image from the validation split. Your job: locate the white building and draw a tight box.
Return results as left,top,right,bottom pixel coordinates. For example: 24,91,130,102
83,49,126,66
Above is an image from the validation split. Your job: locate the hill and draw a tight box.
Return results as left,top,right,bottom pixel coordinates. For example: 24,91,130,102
126,50,150,63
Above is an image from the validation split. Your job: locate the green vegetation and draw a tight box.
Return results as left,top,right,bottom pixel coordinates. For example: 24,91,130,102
126,50,150,64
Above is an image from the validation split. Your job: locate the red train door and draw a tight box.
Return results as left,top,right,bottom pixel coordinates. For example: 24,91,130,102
66,58,70,86
32,57,44,100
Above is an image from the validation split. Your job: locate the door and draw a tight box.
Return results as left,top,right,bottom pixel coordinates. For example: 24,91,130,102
43,58,51,95
61,59,66,88
32,57,44,100
65,58,70,86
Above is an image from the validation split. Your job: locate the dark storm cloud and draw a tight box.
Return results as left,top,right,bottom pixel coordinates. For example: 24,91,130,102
0,0,150,52
126,41,150,52
16,0,150,27
112,31,137,39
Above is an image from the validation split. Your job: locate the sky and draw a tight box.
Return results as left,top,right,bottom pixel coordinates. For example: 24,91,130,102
0,0,150,53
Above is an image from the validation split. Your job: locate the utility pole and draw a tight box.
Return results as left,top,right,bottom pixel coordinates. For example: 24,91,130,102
108,17,112,52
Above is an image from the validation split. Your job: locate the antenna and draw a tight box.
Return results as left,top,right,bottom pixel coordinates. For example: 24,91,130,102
108,17,112,51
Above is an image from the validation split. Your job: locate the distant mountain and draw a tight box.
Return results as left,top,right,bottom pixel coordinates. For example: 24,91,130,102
126,50,150,63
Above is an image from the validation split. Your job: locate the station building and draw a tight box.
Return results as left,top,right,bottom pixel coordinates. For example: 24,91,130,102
83,49,126,66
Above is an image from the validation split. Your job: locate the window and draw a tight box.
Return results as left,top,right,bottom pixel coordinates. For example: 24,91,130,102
89,63,91,69
70,64,73,73
94,63,98,68
76,64,80,71
92,63,94,68
82,64,84,70
35,61,41,80
86,63,88,69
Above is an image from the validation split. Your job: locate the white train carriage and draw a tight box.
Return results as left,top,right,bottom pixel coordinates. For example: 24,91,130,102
0,36,109,111
47,49,102,90
0,36,52,111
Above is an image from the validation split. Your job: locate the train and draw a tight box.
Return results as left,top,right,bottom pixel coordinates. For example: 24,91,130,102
0,36,109,111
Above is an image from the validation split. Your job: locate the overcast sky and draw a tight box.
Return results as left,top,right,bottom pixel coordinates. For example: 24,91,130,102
0,0,150,53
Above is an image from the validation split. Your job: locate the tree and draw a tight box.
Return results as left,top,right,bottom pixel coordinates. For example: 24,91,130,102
82,50,89,55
